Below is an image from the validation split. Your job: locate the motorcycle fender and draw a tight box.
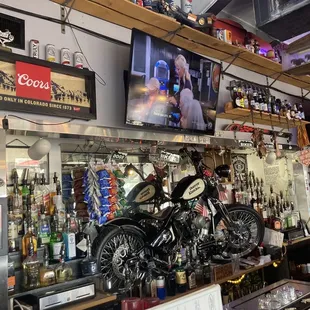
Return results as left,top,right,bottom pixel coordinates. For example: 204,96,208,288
103,217,146,237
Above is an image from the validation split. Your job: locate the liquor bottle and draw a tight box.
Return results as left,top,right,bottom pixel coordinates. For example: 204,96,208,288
49,219,64,261
243,84,249,109
49,172,58,216
234,86,243,108
185,250,196,290
202,259,212,285
194,258,204,286
132,262,143,297
12,170,24,236
262,92,268,112
145,267,157,297
298,103,305,120
22,223,37,260
38,206,51,247
39,246,56,286
8,258,15,295
55,244,73,283
80,235,98,276
262,195,269,224
253,89,259,111
53,181,66,228
8,197,18,253
21,169,29,207
275,99,281,115
250,89,255,110
76,219,87,258
166,263,176,296
63,215,76,260
34,173,43,208
267,96,272,113
257,91,263,111
23,236,40,289
41,174,50,216
176,253,187,293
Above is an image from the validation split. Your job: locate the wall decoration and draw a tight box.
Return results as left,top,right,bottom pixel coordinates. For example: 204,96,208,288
0,50,96,119
0,13,25,50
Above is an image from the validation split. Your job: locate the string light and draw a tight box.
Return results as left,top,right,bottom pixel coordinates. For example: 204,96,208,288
227,274,245,284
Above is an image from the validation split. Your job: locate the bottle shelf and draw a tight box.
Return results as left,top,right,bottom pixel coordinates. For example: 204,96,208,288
217,108,309,129
285,62,310,76
9,273,102,300
51,0,310,90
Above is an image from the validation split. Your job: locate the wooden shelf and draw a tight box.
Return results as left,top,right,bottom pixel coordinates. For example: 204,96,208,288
217,108,309,129
52,0,310,89
286,62,310,76
162,260,277,304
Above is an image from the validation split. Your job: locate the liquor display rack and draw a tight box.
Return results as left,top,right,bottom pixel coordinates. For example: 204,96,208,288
217,108,310,129
52,0,310,89
286,63,310,76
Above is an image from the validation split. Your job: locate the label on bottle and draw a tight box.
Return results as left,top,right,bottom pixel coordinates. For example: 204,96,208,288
262,210,268,220
250,99,255,109
263,103,268,112
8,275,15,290
188,271,196,289
64,232,76,259
235,98,241,107
76,237,87,253
176,271,187,284
274,220,281,230
8,223,18,239
51,242,62,260
254,101,259,110
244,98,249,108
43,193,50,215
151,279,157,297
13,212,23,235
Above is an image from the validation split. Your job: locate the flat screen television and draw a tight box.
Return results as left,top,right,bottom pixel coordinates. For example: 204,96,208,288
125,29,221,135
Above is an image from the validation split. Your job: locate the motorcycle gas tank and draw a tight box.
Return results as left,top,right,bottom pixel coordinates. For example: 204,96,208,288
171,175,206,201
127,181,157,204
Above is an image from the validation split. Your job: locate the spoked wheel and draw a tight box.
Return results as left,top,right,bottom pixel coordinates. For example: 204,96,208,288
93,225,145,289
214,205,264,257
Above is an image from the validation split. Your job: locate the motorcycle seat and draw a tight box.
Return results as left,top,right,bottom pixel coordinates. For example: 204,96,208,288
140,207,174,221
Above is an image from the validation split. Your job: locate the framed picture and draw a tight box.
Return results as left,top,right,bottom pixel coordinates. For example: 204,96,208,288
0,49,96,120
6,146,49,186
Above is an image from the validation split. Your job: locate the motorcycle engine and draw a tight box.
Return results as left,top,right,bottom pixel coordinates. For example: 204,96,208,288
192,213,209,229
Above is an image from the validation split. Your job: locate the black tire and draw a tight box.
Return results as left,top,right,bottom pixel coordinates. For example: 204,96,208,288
213,205,265,257
92,225,145,289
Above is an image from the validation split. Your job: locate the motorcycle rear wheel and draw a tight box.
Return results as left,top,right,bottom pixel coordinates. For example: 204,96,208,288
92,225,145,289
213,205,265,257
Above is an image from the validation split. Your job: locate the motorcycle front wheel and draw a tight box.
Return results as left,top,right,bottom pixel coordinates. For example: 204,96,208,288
213,205,265,258
92,225,145,289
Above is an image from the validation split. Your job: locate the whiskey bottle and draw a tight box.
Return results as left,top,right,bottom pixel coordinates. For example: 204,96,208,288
55,244,73,283
22,224,38,260
80,235,98,276
185,251,196,290
49,220,64,262
40,246,56,286
176,253,187,293
132,262,143,298
76,219,87,258
49,172,58,216
38,206,51,247
40,174,50,216
63,215,76,260
8,197,18,253
145,267,157,297
23,236,40,289
194,258,204,287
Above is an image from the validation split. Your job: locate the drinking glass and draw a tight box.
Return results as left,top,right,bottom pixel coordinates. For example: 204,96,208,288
121,298,144,310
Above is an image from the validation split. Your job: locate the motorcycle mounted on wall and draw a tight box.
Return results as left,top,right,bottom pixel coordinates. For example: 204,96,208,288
92,148,265,289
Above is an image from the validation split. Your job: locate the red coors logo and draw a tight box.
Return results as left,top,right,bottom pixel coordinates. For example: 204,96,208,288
16,61,51,101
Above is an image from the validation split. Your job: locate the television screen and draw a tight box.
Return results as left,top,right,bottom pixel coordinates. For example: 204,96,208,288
126,29,221,135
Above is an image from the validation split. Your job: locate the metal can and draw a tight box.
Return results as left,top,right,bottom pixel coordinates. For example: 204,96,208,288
74,51,84,69
61,48,71,66
156,276,166,300
181,0,193,13
46,44,56,62
29,39,39,58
